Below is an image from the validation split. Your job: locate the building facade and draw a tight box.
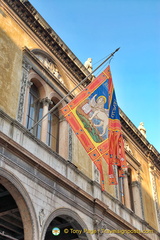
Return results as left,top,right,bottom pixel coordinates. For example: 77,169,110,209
0,0,160,240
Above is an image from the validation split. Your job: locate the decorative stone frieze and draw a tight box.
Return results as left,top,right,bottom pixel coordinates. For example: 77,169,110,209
34,52,65,85
68,125,72,162
17,59,32,123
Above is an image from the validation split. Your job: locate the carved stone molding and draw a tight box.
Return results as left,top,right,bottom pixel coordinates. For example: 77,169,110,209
68,125,72,162
93,218,107,236
149,165,160,229
27,80,33,88
17,59,32,123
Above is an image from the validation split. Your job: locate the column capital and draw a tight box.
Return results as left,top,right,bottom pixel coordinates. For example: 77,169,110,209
22,59,32,72
131,180,140,188
41,97,53,106
27,81,33,88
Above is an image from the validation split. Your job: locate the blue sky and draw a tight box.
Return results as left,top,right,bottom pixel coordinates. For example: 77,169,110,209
29,0,160,152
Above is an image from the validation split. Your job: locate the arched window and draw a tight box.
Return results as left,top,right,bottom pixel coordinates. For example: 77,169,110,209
26,83,43,139
47,101,59,152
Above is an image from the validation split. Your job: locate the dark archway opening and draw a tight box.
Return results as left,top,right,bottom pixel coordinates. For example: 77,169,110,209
0,184,24,240
45,215,88,240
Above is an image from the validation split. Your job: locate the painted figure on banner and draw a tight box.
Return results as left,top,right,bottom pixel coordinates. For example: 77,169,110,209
76,79,109,143
89,95,109,136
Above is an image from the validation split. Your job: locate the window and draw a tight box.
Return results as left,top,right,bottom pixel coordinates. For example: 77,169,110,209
47,101,59,152
26,83,43,139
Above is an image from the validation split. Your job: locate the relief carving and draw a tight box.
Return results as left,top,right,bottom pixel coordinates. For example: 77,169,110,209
17,59,32,123
68,125,72,161
93,219,107,236
35,54,64,84
39,209,45,227
124,140,133,155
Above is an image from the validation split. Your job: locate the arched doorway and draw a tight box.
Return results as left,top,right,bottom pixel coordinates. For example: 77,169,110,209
44,215,87,240
42,209,92,240
0,184,24,239
0,172,38,240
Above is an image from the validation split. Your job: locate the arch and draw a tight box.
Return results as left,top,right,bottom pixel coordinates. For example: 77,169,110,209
41,208,93,240
31,48,56,65
31,49,65,84
29,71,46,99
49,92,62,103
49,91,66,109
0,168,39,240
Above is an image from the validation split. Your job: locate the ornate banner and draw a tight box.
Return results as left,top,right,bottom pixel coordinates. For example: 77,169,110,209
61,66,127,190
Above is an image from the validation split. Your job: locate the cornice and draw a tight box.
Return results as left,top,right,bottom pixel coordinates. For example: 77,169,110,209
2,0,92,84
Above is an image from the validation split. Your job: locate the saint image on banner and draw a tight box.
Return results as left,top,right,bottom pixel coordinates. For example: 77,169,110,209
76,80,109,143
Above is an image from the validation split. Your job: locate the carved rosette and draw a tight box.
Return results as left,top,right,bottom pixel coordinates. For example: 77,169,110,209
17,59,32,123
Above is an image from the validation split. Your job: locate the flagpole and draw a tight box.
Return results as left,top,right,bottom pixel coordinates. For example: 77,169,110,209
28,47,120,131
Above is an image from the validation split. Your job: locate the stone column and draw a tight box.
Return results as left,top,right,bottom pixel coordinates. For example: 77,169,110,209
132,179,144,219
40,97,52,143
58,116,69,159
123,171,131,209
17,58,32,124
